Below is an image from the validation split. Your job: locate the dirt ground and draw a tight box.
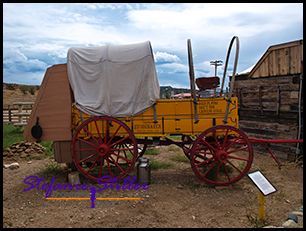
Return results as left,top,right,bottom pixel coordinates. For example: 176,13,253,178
3,145,303,228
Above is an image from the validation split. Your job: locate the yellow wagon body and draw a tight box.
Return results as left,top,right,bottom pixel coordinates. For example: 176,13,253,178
72,97,238,139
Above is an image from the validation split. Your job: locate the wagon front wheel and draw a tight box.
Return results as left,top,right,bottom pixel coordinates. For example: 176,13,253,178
190,125,253,186
72,117,137,182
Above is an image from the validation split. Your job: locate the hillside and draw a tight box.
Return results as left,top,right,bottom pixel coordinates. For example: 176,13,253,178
3,82,213,108
3,83,39,108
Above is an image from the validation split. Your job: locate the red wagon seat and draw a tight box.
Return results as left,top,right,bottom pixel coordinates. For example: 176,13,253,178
195,77,220,91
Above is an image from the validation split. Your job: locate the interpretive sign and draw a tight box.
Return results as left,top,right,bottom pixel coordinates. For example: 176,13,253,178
247,170,277,196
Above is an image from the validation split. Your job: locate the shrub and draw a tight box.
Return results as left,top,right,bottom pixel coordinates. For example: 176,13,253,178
19,85,28,94
6,84,17,90
28,86,36,95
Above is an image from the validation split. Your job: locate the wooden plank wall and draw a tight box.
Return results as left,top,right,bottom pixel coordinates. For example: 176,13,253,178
249,40,303,78
233,74,302,161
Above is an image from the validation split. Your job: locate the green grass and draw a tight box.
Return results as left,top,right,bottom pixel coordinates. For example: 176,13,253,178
42,161,63,176
169,153,190,163
39,141,54,157
168,145,181,152
150,158,174,170
144,147,159,155
167,135,181,141
3,123,25,149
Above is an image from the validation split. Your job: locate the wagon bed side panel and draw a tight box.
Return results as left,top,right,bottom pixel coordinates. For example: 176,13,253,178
23,64,72,142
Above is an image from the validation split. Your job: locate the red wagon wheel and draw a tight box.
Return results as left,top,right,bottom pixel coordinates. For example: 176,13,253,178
190,125,253,186
72,117,137,182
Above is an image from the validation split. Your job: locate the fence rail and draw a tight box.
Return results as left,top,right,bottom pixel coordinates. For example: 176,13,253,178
3,102,34,126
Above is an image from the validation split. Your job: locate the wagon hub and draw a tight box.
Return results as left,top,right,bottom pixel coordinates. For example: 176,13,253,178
98,144,109,157
216,150,228,163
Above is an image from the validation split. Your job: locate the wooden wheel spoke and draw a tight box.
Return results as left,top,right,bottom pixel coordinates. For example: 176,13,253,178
111,147,134,152
221,129,229,149
82,126,100,146
104,119,109,143
78,152,98,164
110,151,133,163
94,120,103,144
201,138,217,152
195,156,215,167
226,159,243,174
225,135,241,151
121,143,131,161
203,160,217,178
109,135,131,148
227,154,250,162
98,156,104,179
105,158,113,178
108,155,126,173
76,137,98,148
107,124,122,145
215,162,221,183
86,155,100,174
194,150,215,155
195,144,213,152
213,130,220,150
227,145,248,154
223,162,231,181
116,144,127,163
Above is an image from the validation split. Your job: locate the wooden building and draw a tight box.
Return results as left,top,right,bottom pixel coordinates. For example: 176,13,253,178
232,39,303,161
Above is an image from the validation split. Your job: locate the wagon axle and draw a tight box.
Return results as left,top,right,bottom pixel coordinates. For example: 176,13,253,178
98,144,110,156
216,150,228,162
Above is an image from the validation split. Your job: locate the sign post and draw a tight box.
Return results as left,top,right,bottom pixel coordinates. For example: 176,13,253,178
259,191,265,220
247,170,277,220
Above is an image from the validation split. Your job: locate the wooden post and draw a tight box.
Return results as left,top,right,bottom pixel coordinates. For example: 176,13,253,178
259,191,265,220
8,105,12,124
187,39,199,123
12,102,34,128
17,104,22,123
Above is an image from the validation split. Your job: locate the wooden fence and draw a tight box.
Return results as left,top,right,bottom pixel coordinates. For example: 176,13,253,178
3,102,34,126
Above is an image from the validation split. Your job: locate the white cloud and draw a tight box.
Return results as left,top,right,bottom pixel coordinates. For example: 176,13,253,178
3,48,48,85
127,3,303,40
3,3,303,87
80,3,134,11
157,63,188,75
3,49,48,72
159,81,188,89
154,52,181,63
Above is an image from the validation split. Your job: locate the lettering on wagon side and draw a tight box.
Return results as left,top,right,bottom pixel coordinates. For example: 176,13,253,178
198,101,222,114
134,124,162,133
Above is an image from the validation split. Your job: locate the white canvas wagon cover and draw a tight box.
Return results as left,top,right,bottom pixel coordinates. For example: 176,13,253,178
67,41,160,117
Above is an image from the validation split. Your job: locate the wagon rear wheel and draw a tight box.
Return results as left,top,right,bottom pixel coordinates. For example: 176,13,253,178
72,117,137,182
190,125,253,186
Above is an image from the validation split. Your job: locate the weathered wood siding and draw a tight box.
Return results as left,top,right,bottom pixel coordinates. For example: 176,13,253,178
233,74,302,161
249,40,303,78
232,40,303,161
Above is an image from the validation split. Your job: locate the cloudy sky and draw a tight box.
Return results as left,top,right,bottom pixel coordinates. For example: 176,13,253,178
3,3,303,89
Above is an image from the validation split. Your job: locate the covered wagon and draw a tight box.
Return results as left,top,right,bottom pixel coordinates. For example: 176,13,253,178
24,37,276,187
